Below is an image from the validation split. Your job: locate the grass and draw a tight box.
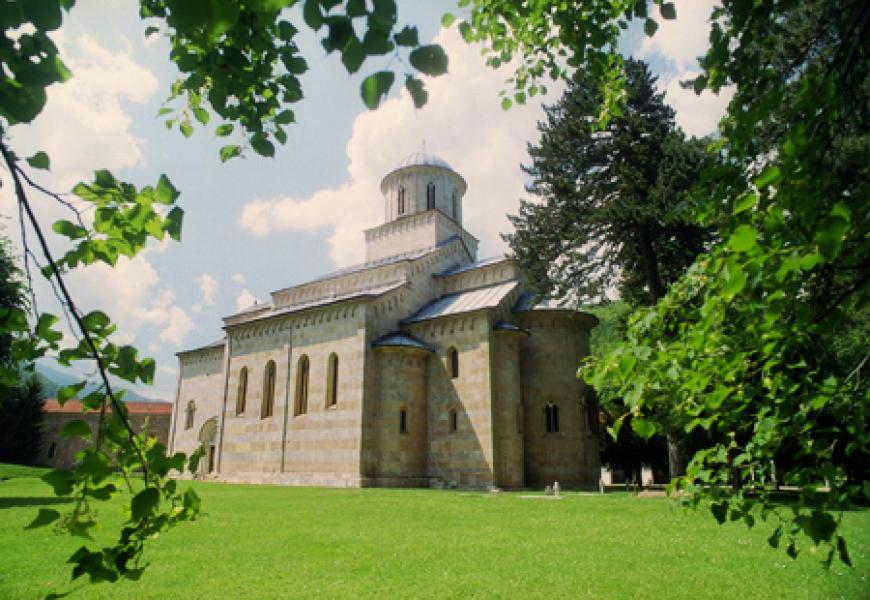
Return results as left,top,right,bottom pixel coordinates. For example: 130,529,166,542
0,464,868,599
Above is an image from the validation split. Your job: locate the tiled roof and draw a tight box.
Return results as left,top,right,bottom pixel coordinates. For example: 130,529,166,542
238,280,407,326
433,255,508,277
371,332,436,352
177,338,225,355
43,399,172,415
396,152,453,170
513,291,574,312
402,281,518,324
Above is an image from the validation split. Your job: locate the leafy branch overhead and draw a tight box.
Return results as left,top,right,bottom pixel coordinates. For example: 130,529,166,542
140,0,449,161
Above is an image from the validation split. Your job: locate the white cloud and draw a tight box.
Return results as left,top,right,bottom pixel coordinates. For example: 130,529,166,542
159,307,195,345
637,1,719,73
235,289,257,311
192,273,218,313
6,34,159,191
662,72,733,138
231,273,246,285
240,28,565,266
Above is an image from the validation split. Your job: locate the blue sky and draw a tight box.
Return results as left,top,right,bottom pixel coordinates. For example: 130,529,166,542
1,1,729,401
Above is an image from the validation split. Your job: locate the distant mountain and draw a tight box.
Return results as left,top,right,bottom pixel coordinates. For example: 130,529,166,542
35,364,165,404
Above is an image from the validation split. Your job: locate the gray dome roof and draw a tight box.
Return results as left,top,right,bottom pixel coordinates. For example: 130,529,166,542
397,152,452,170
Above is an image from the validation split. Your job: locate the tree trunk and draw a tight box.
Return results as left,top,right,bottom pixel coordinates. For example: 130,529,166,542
636,225,665,304
667,433,684,480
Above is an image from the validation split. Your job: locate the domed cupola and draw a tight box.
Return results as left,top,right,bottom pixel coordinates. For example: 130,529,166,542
380,152,468,225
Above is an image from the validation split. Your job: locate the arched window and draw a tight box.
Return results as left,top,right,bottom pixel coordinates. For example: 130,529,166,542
399,408,408,434
48,442,56,458
452,191,458,218
185,400,195,430
236,366,248,415
448,347,459,379
295,354,309,416
449,408,458,433
398,186,406,215
262,360,276,418
326,353,339,407
426,182,435,210
545,402,560,433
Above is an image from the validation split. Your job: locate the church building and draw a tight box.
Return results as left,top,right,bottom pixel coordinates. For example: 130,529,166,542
170,153,600,489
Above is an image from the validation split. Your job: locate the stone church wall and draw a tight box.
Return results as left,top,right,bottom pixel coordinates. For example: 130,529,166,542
171,345,225,463
490,330,525,488
518,312,599,488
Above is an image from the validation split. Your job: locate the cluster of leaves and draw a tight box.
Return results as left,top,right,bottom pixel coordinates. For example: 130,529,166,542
577,0,869,566
140,0,449,161
445,0,677,117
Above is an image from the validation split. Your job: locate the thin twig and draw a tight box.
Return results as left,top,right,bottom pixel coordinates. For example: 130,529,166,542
0,131,150,482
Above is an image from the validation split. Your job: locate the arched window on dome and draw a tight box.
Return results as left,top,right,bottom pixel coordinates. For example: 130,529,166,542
398,186,406,215
236,366,248,415
262,360,276,418
449,408,458,434
544,401,560,433
426,182,435,210
451,191,458,219
295,354,309,416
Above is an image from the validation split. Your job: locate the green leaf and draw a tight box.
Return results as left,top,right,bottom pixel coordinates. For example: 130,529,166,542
131,487,159,521
275,110,295,125
179,122,193,138
215,123,234,137
52,219,88,240
643,18,658,37
728,225,758,253
26,508,61,530
164,207,184,241
61,420,92,439
26,151,51,171
814,210,850,260
302,0,323,31
360,71,395,110
692,75,707,95
660,2,677,19
732,193,757,215
192,107,210,125
501,97,512,111
409,45,448,76
250,134,275,158
220,144,242,162
155,174,180,205
441,12,456,28
754,165,781,189
393,26,419,47
42,469,74,496
631,417,656,440
24,0,63,31
710,501,727,524
58,381,86,404
81,310,111,332
405,77,428,108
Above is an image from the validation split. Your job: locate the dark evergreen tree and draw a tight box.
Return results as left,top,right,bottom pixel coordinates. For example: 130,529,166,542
505,59,711,306
0,233,44,464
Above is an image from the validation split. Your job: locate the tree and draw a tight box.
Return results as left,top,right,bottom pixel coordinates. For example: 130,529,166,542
449,0,869,565
505,59,710,306
506,59,710,477
0,374,45,464
1,0,451,585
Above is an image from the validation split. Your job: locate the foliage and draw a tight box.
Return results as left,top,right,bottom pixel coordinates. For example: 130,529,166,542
0,232,26,372
505,59,710,305
0,0,448,585
0,374,45,464
448,0,870,565
2,471,869,598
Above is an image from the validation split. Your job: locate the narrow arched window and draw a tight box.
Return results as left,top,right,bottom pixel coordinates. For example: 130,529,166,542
262,360,276,418
448,347,459,379
295,354,309,416
185,400,195,430
545,402,560,433
399,408,408,434
398,186,406,215
426,182,435,210
326,353,339,407
236,366,248,415
48,442,56,458
449,408,458,433
452,191,458,219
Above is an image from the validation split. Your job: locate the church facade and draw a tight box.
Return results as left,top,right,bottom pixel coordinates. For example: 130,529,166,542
169,154,600,489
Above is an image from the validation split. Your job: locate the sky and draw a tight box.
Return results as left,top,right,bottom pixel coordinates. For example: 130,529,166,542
0,1,730,402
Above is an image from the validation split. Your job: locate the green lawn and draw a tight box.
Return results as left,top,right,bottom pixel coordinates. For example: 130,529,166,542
1,465,867,599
